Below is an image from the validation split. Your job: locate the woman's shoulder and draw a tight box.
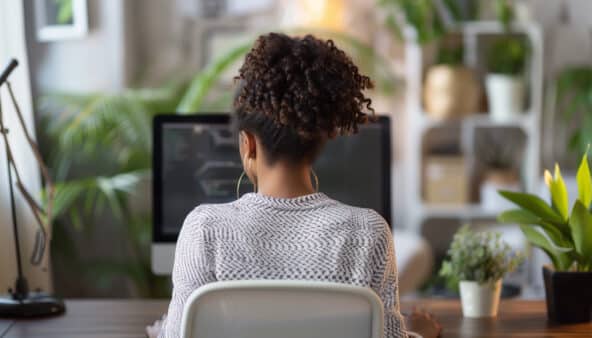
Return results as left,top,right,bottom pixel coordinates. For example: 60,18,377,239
181,201,241,231
327,199,391,234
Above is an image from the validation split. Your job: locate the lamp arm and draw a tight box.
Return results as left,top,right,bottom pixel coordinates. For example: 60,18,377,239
0,59,18,87
0,79,55,266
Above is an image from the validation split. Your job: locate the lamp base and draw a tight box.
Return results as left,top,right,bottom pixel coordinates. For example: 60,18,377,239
0,292,65,318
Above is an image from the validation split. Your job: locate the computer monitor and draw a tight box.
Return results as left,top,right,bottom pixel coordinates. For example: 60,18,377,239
152,114,392,274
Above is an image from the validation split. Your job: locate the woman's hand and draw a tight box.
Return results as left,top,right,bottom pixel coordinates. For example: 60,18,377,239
404,308,442,338
146,314,166,338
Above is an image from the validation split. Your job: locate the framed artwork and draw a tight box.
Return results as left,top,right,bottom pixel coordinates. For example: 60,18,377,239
35,0,88,41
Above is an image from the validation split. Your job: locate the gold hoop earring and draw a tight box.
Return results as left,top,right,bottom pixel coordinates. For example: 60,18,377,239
236,171,257,199
311,169,319,193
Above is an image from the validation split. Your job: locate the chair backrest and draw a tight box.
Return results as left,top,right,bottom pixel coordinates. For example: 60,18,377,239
180,280,384,338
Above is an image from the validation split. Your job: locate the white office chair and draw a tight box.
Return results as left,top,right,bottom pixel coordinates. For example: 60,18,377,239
180,280,384,338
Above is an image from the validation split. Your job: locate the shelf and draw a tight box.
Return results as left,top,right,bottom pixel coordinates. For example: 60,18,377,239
417,113,532,131
401,22,542,237
419,204,502,220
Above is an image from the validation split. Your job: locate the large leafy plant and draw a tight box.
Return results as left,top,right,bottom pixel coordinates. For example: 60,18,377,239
440,225,523,284
556,67,592,156
498,152,592,272
41,33,398,297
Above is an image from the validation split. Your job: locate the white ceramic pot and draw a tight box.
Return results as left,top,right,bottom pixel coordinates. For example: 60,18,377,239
480,170,521,212
485,74,525,121
459,280,502,318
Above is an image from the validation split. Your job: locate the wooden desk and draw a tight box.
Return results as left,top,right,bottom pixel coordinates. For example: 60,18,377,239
0,299,590,337
0,300,168,338
401,300,592,337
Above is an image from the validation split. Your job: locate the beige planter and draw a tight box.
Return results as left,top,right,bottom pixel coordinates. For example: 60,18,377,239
459,280,502,318
423,65,480,120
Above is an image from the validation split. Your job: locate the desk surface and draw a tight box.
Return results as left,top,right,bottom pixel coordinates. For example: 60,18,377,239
0,299,590,337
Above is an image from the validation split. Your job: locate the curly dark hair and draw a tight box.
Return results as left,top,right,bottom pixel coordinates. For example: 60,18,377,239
234,32,374,164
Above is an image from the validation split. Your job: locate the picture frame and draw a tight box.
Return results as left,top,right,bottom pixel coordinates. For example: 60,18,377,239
35,0,88,42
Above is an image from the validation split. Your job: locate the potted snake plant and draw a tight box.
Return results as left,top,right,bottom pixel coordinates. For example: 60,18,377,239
440,225,523,318
498,152,592,323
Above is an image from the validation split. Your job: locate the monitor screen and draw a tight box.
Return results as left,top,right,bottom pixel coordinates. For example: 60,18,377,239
153,114,391,242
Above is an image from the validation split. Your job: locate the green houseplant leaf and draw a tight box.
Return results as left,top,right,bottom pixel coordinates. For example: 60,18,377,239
576,151,592,208
520,225,572,271
548,165,569,221
499,153,592,271
498,190,564,224
569,201,592,266
498,209,569,247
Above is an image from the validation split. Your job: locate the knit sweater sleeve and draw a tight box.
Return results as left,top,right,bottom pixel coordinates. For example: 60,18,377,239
366,210,409,338
159,207,216,338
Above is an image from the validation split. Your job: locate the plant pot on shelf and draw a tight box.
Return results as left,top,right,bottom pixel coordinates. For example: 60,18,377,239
424,65,480,120
485,74,525,121
480,170,520,212
543,266,592,324
459,280,502,318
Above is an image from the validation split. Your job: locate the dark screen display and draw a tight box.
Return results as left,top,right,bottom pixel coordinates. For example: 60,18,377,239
159,119,390,236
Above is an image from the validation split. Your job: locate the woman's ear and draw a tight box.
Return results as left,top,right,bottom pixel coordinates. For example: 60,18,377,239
241,131,257,159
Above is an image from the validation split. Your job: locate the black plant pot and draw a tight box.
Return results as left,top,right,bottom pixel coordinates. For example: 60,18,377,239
542,266,592,324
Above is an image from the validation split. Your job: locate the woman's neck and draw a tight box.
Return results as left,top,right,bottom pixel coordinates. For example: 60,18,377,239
255,161,316,199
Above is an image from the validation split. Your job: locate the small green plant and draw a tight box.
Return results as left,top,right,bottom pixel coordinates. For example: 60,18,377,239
440,225,523,284
498,151,592,272
487,36,529,76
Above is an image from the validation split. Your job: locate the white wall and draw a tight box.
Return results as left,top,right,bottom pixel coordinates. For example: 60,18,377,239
0,0,50,294
25,0,131,94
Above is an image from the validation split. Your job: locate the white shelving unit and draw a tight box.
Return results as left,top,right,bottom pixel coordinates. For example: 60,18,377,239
400,22,544,234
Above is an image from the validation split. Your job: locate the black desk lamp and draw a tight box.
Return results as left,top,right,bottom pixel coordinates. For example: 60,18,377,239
0,59,65,317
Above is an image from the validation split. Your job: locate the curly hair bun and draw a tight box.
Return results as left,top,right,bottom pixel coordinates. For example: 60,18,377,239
234,33,374,164
234,33,374,163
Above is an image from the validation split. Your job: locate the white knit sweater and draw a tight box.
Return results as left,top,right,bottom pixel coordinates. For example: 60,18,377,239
160,192,408,338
